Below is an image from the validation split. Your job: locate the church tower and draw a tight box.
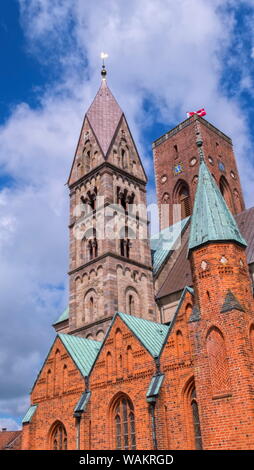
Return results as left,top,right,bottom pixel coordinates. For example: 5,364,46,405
57,66,156,340
153,115,245,229
187,136,254,449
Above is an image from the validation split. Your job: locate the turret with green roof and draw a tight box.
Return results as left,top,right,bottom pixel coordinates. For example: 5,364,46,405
188,136,247,255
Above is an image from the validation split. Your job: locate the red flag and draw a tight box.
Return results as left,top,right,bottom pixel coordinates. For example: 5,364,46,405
186,108,206,118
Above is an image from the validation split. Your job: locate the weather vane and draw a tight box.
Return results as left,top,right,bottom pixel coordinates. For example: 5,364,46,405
100,52,108,78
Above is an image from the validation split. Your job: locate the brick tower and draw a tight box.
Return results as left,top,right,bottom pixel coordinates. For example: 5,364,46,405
187,138,254,449
153,115,245,229
60,67,156,340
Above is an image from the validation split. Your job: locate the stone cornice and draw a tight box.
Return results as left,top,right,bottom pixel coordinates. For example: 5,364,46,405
68,251,153,276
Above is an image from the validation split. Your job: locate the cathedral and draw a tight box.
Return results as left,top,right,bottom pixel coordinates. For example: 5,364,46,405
21,65,254,450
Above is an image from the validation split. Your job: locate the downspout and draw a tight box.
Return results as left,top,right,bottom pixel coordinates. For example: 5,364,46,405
74,376,89,450
76,415,81,450
149,402,158,450
148,357,161,450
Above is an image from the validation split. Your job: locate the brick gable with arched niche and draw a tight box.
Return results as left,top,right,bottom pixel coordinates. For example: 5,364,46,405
22,336,96,450
88,315,159,450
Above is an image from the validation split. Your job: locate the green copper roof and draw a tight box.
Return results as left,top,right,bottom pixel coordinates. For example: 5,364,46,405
59,334,101,377
53,307,69,325
151,217,190,274
117,312,169,358
188,159,247,253
22,404,38,424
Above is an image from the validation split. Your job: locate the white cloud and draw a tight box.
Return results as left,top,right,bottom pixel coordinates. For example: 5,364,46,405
0,0,253,422
0,417,21,431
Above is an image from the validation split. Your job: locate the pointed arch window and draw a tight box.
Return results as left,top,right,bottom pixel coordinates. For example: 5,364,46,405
184,379,203,449
179,185,191,218
219,176,233,212
173,181,191,220
50,422,67,450
190,389,202,450
206,327,230,395
113,396,136,450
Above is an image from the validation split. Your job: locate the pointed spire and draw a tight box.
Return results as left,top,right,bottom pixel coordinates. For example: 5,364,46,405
86,66,123,157
188,154,247,255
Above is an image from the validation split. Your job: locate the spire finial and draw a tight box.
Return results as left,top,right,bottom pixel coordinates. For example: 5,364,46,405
195,120,204,163
100,52,108,79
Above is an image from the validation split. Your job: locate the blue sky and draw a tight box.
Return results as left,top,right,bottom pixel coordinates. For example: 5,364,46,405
0,0,254,430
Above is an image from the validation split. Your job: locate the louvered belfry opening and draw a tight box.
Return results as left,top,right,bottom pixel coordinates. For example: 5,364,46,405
179,184,191,219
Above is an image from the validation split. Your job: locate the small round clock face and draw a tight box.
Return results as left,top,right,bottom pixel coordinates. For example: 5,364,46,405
161,175,168,184
174,163,183,175
208,156,214,165
190,157,197,167
218,161,225,172
230,171,236,179
201,260,208,271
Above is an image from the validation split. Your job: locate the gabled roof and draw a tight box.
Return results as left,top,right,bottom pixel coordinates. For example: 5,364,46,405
53,307,69,326
117,312,169,358
31,333,102,394
87,79,123,156
188,158,247,254
151,216,190,275
59,334,101,377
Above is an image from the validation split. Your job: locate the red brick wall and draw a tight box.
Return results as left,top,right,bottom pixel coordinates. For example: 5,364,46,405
89,316,157,450
188,242,254,449
22,337,85,450
153,116,245,228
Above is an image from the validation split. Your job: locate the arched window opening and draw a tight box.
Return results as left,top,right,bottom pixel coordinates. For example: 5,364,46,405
179,185,191,218
107,352,113,378
191,389,202,450
219,176,233,212
113,396,136,450
120,226,131,258
46,369,52,398
206,328,230,395
128,295,135,315
86,228,98,260
50,422,67,450
83,140,92,173
89,297,94,318
176,330,184,357
83,289,97,324
174,144,179,158
173,181,191,220
62,365,68,394
121,149,127,169
127,346,133,374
